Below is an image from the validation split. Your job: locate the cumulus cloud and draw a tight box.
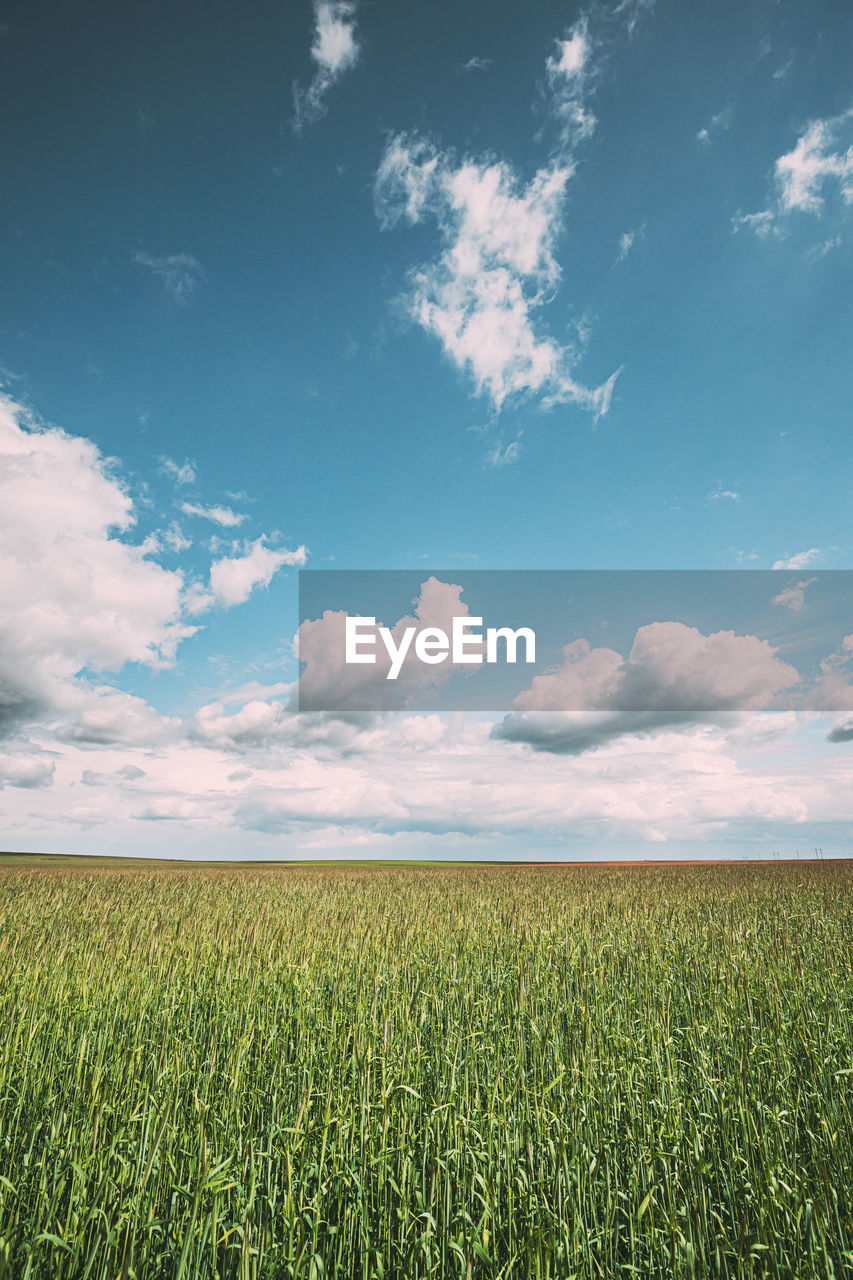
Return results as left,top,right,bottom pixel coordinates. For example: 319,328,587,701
55,686,177,747
292,0,360,133
0,395,196,737
772,548,820,571
189,696,294,751
201,716,813,842
81,763,146,786
296,576,483,712
771,577,816,613
180,501,246,528
375,135,619,416
161,523,192,553
7,698,848,851
828,717,853,743
492,621,801,754
187,693,370,756
208,538,306,608
0,394,307,749
133,251,205,302
736,108,853,240
0,755,55,789
812,634,853,717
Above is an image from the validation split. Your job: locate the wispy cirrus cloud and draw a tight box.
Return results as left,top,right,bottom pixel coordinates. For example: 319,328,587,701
485,436,523,468
133,251,205,302
696,106,733,146
375,136,619,416
159,456,196,486
615,229,635,262
545,15,596,147
708,488,741,502
180,501,247,528
461,56,493,74
292,0,360,133
372,5,654,422
734,107,853,243
775,110,853,215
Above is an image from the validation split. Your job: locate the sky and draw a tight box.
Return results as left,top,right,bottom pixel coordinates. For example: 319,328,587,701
0,0,851,859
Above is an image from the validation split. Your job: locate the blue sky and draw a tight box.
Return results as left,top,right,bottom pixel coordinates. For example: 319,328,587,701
0,0,851,858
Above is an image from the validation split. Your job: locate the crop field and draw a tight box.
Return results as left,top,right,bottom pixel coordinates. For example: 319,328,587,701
0,859,852,1280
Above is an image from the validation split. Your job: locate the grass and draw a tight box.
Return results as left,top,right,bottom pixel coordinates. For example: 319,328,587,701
0,859,852,1279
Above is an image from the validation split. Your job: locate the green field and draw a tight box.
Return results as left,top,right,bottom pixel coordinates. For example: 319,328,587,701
1,859,852,1279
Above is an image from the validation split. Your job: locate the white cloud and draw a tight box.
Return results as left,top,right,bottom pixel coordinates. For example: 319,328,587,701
828,716,853,744
0,394,307,749
545,16,597,146
0,395,196,737
811,633,853,715
730,548,759,563
4,699,850,854
133,251,205,302
295,576,482,713
159,456,196,485
613,0,655,37
806,234,843,261
375,135,619,416
776,112,853,214
162,522,192,552
731,210,777,237
771,577,817,614
485,436,523,467
492,622,801,754
0,754,55,789
737,108,853,237
709,488,741,502
615,229,635,263
189,696,294,750
208,538,306,608
462,56,493,73
293,1,360,133
81,764,146,785
772,548,820,570
180,501,247,528
372,6,645,420
174,715,815,843
546,3,653,143
696,106,733,146
55,685,177,746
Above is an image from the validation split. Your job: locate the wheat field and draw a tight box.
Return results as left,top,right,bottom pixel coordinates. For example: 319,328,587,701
0,858,851,1279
